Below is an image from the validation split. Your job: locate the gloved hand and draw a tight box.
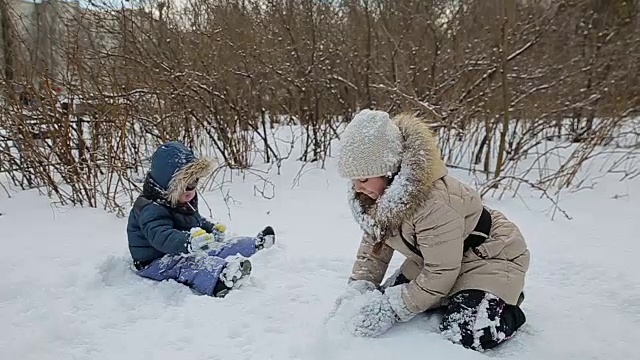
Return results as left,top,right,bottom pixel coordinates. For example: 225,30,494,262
383,284,418,322
336,279,377,307
348,289,398,337
325,279,377,321
188,227,215,252
214,223,226,233
348,285,417,337
210,223,227,242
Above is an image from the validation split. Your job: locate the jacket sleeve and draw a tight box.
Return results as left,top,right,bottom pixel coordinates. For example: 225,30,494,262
138,202,191,255
401,202,464,314
197,214,217,233
349,233,395,286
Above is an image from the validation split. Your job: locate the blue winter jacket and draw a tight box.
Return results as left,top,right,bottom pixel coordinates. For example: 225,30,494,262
126,141,215,267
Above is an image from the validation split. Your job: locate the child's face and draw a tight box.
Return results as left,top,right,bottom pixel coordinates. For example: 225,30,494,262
178,190,196,204
178,180,198,204
352,176,389,200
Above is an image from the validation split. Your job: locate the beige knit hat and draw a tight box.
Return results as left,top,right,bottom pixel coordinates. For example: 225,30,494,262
337,109,403,179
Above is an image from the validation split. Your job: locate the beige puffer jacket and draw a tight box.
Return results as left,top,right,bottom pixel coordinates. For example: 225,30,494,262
348,114,530,315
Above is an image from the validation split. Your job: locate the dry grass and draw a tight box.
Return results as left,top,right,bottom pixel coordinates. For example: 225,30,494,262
0,0,638,215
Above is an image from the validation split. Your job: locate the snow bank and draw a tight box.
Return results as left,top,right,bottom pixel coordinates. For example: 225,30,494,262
1,150,639,359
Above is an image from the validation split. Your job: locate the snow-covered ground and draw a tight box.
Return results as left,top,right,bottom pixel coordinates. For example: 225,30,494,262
1,139,639,359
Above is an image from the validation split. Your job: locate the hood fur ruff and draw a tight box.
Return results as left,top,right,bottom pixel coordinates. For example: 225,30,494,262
348,113,447,243
167,156,215,206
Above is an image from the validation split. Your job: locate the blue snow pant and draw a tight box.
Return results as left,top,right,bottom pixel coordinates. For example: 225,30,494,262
136,236,259,296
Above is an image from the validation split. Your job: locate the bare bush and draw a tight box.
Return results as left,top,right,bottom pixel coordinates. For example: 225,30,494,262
0,0,638,215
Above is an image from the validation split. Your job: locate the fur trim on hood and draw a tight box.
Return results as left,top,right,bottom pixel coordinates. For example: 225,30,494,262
148,141,215,207
348,113,447,243
167,156,214,206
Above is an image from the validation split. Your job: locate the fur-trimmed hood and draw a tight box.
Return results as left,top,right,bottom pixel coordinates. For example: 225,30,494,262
148,141,215,206
348,113,447,242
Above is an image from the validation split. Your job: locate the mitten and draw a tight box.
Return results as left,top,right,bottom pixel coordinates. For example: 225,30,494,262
214,223,226,233
210,223,227,242
325,279,377,321
348,290,399,337
188,227,215,252
383,284,418,322
339,279,377,302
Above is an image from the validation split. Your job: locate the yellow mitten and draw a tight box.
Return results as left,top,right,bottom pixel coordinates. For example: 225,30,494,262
189,227,214,251
214,223,226,233
191,228,208,238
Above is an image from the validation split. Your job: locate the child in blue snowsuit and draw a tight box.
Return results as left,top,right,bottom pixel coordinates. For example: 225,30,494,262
126,141,275,297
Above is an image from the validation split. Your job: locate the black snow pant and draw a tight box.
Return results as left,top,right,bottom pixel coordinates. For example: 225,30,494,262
392,274,526,351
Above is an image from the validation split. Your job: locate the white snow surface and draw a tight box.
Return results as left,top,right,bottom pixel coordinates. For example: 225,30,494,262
2,150,640,359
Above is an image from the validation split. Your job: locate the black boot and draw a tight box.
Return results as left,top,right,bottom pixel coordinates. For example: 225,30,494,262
256,226,276,250
213,258,253,298
440,290,526,351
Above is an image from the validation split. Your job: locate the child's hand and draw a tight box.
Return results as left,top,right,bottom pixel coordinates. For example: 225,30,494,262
188,227,215,252
209,223,227,242
214,223,226,233
191,228,209,238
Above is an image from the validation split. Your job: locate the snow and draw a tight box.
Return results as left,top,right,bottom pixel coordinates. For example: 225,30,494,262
2,140,640,359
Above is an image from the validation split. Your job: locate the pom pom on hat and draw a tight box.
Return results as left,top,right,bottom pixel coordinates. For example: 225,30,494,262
337,109,402,179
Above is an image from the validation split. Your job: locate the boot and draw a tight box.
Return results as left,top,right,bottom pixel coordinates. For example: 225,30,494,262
213,258,252,298
256,226,276,250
